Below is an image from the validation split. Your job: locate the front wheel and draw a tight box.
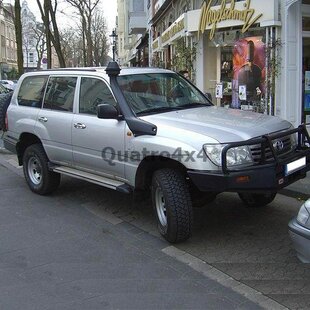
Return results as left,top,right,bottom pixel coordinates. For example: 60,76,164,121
23,144,60,195
238,192,277,208
152,169,193,243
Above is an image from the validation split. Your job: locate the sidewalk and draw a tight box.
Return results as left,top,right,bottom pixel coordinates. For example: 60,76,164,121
0,134,309,198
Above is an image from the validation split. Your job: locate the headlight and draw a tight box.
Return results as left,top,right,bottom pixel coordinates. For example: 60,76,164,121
203,144,253,167
297,200,310,228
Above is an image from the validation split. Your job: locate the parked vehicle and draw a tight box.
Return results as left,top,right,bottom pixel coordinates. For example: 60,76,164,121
2,62,310,242
0,83,11,94
0,80,16,91
289,199,310,263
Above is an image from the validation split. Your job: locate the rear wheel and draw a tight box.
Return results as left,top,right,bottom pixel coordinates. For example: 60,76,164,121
238,192,277,208
152,168,192,243
23,144,60,195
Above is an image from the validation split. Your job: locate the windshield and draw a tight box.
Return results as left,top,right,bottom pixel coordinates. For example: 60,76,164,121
117,73,212,115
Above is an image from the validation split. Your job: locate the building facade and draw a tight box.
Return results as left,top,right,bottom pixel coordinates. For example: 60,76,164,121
117,0,148,66
0,2,17,79
117,0,310,129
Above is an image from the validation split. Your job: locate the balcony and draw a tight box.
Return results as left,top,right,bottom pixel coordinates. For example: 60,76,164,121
129,11,147,34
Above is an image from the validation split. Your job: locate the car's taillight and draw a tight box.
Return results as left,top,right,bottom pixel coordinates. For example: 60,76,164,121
4,112,8,131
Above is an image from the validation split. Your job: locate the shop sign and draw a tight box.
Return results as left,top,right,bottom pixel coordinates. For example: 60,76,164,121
162,15,185,45
199,0,263,39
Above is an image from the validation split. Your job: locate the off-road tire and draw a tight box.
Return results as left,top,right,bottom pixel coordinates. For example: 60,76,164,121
152,168,193,243
0,92,12,130
23,144,60,195
238,192,277,208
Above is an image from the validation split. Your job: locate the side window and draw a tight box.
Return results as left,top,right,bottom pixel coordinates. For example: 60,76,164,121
43,76,77,112
17,75,48,108
79,77,116,115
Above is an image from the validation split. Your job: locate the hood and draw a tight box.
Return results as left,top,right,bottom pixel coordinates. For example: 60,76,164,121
142,106,292,143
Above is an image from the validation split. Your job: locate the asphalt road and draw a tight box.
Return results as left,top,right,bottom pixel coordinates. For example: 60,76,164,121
0,150,309,309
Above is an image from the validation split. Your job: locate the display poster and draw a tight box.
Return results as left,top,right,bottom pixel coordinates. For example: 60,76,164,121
215,83,223,99
304,71,310,111
232,36,266,108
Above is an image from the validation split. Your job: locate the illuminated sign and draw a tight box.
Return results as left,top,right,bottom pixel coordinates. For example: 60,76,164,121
199,0,263,39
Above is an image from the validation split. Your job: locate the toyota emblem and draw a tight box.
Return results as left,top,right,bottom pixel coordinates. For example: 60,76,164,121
273,140,284,151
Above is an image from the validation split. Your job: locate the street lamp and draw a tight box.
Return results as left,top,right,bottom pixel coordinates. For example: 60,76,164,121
109,29,118,62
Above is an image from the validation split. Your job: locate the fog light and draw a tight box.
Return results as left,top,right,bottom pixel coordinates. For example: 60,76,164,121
235,176,250,183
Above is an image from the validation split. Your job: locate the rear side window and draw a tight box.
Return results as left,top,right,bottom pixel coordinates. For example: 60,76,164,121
43,76,77,112
17,75,48,108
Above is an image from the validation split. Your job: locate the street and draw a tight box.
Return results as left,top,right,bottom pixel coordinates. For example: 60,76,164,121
0,149,309,309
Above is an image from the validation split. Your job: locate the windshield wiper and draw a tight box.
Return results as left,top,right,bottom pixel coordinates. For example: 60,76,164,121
136,106,180,115
176,102,211,109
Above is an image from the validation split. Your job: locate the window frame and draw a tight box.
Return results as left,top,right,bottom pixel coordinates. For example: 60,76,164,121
77,75,117,117
17,75,49,108
42,75,78,113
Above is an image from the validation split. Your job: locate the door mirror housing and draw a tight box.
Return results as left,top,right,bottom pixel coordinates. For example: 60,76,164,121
97,104,119,119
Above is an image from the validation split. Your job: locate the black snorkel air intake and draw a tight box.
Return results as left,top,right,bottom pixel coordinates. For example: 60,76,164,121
105,62,157,137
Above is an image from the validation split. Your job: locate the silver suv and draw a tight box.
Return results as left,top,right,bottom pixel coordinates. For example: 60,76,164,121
3,62,310,242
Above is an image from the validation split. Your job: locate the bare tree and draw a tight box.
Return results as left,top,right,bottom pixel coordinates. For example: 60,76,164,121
66,0,100,66
36,0,52,68
61,27,84,67
36,0,66,68
92,10,109,66
33,24,46,70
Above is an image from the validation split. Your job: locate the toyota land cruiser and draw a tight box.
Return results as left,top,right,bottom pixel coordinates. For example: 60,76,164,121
2,62,310,242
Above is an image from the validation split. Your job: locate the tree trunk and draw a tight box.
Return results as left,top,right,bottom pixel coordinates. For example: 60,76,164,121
37,0,51,68
48,0,66,67
81,16,87,67
86,15,93,66
14,0,24,76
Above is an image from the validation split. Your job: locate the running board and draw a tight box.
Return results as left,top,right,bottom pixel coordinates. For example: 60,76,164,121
52,166,132,194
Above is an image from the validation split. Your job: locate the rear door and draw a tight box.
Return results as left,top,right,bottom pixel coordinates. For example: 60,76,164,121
72,76,126,179
35,76,77,166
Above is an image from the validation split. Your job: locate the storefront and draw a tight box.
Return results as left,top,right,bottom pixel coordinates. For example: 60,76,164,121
187,0,280,113
280,0,310,128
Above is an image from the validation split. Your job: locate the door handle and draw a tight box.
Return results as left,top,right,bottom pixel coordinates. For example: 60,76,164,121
74,123,86,129
38,116,48,122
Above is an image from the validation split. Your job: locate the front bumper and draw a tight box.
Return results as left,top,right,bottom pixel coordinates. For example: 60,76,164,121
188,158,310,192
189,124,310,192
288,218,310,263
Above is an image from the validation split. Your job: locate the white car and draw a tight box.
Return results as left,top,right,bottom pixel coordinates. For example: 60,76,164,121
289,199,310,263
0,80,16,91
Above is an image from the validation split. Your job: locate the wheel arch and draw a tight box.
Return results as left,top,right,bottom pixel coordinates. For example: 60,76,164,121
135,156,187,190
16,133,43,165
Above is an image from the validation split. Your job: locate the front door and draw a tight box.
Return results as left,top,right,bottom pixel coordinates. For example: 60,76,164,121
72,76,126,180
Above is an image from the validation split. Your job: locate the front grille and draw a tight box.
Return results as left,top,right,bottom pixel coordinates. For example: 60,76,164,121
250,134,295,164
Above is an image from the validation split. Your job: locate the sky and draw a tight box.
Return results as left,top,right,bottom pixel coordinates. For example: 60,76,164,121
5,0,117,34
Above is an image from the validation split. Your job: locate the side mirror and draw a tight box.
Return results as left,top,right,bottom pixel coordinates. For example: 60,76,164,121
97,104,119,119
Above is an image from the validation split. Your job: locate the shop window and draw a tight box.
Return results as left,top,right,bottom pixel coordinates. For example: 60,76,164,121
217,31,266,112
